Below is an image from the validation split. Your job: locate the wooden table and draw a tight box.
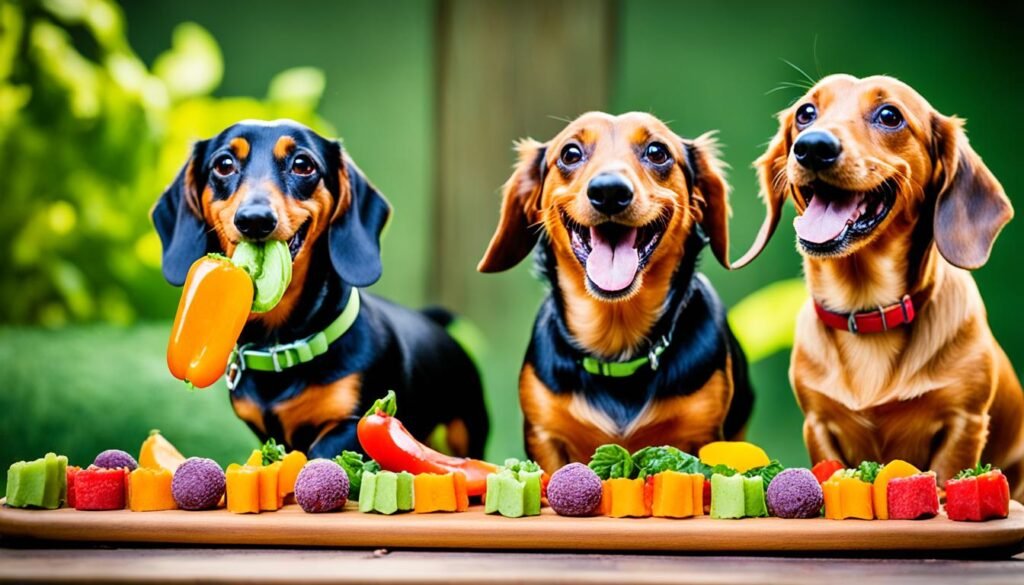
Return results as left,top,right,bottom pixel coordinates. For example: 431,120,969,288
1,543,1022,584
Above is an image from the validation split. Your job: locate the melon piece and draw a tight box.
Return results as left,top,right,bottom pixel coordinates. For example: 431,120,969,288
872,460,920,520
699,441,770,473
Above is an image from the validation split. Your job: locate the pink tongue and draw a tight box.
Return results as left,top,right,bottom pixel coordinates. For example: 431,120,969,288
586,227,639,292
794,195,862,244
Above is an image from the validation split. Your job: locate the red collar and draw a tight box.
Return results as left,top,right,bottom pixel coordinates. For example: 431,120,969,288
813,294,921,334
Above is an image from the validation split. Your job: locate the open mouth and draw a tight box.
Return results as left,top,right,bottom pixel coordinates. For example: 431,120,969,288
286,220,311,259
793,178,897,255
562,210,670,299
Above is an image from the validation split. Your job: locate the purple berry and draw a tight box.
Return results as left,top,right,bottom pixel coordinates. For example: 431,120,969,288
93,449,138,471
766,468,824,519
171,457,225,511
294,459,349,513
547,463,603,517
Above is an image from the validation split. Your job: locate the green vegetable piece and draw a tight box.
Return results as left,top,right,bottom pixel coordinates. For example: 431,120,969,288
743,476,768,518
41,453,68,509
520,469,543,516
6,457,51,508
497,474,526,518
373,471,399,515
955,462,994,480
6,462,25,507
588,444,633,480
358,471,377,513
710,473,745,519
396,471,414,511
484,473,501,514
260,438,287,465
856,461,881,483
335,450,380,500
231,239,293,313
55,455,68,508
632,445,701,479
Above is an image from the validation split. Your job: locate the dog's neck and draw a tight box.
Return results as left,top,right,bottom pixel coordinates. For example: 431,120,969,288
540,231,703,361
238,241,352,347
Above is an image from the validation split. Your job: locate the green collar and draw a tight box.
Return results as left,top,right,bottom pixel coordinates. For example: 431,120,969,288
581,335,670,378
225,289,361,389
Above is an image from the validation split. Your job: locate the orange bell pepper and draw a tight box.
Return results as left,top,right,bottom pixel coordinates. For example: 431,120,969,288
226,464,260,514
600,478,649,518
167,255,253,389
259,462,283,511
413,472,466,513
138,430,186,473
128,467,176,512
873,460,920,520
651,471,703,518
823,473,874,520
278,450,307,498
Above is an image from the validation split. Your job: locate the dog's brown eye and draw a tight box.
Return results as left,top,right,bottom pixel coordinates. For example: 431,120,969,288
875,105,904,129
213,155,236,176
644,142,671,165
795,103,817,127
291,155,316,176
560,144,583,166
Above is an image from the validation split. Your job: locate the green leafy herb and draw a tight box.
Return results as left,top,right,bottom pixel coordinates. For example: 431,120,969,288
744,459,784,485
260,438,286,465
856,461,881,483
954,462,994,480
632,446,702,479
588,444,634,480
334,451,381,499
704,463,738,478
502,458,541,474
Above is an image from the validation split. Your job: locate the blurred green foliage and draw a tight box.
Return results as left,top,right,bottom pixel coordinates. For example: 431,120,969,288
0,0,331,326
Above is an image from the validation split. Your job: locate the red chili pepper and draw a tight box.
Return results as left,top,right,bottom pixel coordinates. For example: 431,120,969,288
357,391,499,497
811,459,845,484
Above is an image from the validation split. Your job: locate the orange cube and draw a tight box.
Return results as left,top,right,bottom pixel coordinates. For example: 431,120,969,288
128,467,176,512
414,473,458,513
651,471,702,518
278,451,307,498
601,478,649,518
823,475,874,520
226,464,260,514
259,462,283,511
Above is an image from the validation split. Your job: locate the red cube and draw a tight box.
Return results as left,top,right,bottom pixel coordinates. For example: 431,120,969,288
65,466,81,509
948,470,1010,522
887,473,938,520
74,466,127,511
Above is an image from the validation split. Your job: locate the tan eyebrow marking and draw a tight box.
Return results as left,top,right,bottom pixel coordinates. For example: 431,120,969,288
229,137,250,160
274,136,296,159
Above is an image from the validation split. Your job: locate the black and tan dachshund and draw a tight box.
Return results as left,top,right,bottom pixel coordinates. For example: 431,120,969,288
152,120,488,460
478,112,753,472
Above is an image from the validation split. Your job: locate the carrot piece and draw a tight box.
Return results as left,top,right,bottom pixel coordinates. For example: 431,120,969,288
138,430,186,474
599,480,612,516
278,451,307,498
414,473,457,513
605,478,648,518
258,462,283,511
652,471,696,518
453,472,469,512
823,474,874,520
692,473,704,516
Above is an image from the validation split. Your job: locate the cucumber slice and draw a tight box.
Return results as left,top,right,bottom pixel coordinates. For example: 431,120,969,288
231,240,293,313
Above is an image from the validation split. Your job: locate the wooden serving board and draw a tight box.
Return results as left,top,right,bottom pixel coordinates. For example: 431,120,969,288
2,500,1022,554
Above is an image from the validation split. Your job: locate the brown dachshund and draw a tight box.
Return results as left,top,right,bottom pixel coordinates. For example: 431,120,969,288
736,74,1023,497
478,112,753,472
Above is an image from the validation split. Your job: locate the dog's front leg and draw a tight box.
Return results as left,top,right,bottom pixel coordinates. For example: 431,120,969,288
929,411,989,485
803,411,845,465
524,421,570,473
307,417,361,460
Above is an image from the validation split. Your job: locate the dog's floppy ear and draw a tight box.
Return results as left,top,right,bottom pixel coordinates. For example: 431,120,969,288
477,139,548,273
329,147,393,287
731,109,794,269
931,114,1013,270
151,140,211,286
683,133,732,268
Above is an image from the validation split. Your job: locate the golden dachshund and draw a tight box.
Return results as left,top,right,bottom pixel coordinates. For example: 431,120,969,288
737,74,1023,497
478,112,753,472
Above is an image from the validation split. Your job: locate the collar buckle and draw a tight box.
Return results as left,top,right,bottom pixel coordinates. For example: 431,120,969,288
648,335,669,371
847,313,859,334
225,346,246,391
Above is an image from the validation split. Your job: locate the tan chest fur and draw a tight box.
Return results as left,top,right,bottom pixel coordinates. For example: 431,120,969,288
520,362,733,471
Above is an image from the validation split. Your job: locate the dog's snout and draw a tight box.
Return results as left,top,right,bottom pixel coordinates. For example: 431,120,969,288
793,130,842,171
234,203,278,240
587,172,634,216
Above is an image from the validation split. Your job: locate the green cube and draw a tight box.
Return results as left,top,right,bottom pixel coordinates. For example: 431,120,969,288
484,473,502,514
520,470,542,517
710,473,745,519
373,471,399,515
358,471,377,513
743,476,767,518
396,472,414,511
497,475,525,518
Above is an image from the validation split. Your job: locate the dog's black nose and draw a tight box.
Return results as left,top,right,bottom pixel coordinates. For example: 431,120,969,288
793,130,842,171
587,173,634,216
234,204,278,240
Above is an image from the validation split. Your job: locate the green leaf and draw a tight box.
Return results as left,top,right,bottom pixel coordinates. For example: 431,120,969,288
502,458,540,474
702,463,738,479
259,438,286,465
152,23,223,99
588,444,633,480
631,445,701,479
727,279,807,363
954,462,994,480
333,451,380,500
744,460,784,485
856,461,881,483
